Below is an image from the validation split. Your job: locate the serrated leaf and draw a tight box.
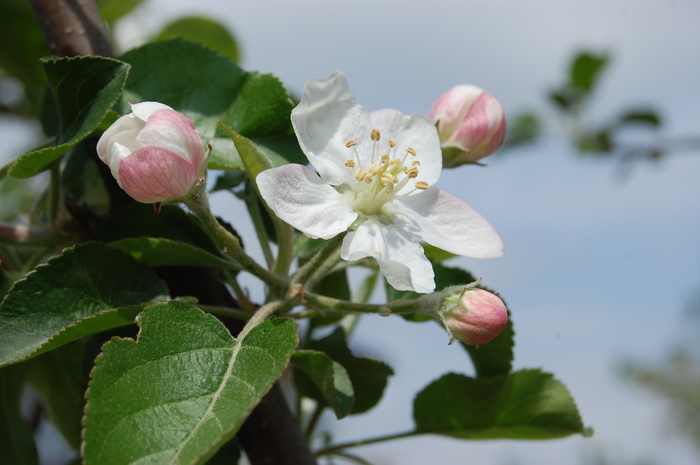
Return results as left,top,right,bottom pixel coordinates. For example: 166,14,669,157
83,302,298,465
307,327,393,414
9,56,130,178
413,370,585,439
293,350,354,419
27,341,87,449
0,242,169,367
155,16,240,64
0,363,39,465
108,237,239,270
618,109,662,127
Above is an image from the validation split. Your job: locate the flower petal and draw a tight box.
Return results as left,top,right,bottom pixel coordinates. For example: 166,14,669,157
135,109,205,171
257,164,357,240
369,109,442,187
118,146,197,203
130,101,174,121
96,114,142,169
389,187,504,258
291,71,372,186
341,218,435,293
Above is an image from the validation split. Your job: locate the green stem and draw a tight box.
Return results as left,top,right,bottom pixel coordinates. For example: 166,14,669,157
304,402,325,439
303,290,440,317
48,161,60,229
315,431,419,457
242,189,275,270
185,188,288,291
292,233,345,287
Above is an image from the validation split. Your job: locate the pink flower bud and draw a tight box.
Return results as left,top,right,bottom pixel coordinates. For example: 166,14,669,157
441,287,508,345
430,85,506,167
96,102,206,204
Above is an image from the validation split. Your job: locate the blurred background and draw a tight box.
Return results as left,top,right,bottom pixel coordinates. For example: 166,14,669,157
2,0,699,464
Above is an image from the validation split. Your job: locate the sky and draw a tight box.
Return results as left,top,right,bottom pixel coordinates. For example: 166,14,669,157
3,0,700,464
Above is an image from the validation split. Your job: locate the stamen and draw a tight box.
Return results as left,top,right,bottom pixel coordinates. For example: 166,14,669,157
371,129,381,141
389,158,401,166
368,163,380,176
381,173,395,184
345,160,356,168
346,140,357,148
355,169,367,181
388,140,396,148
406,166,419,178
412,160,421,166
415,181,429,190
406,147,417,156
381,154,390,163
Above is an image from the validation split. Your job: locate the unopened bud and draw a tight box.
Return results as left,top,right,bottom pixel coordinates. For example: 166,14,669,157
96,102,206,204
439,286,508,345
430,85,506,167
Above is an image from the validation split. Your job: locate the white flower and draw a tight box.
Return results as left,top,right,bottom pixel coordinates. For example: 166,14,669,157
257,71,503,293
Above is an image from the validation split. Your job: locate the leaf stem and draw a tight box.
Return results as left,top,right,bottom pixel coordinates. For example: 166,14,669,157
304,402,325,439
292,233,345,287
185,187,288,291
315,430,419,457
242,186,275,270
48,161,60,229
303,290,440,317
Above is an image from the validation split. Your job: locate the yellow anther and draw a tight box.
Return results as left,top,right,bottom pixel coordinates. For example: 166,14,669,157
355,169,367,181
406,166,419,178
412,160,421,166
415,181,429,190
365,177,373,184
381,154,390,163
371,129,381,141
389,158,401,166
346,140,357,148
345,160,356,167
388,140,397,148
368,163,380,175
406,147,417,156
381,173,396,184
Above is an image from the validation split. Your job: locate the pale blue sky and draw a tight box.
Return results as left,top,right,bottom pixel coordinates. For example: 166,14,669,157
2,1,700,464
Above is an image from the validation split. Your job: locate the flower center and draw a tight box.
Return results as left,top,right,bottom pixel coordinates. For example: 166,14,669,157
343,128,429,217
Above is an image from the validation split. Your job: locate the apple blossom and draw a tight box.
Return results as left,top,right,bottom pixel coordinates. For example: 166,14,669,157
96,102,206,204
439,286,508,345
430,85,506,167
257,71,503,293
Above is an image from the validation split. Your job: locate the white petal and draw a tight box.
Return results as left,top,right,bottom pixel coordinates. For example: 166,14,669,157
370,109,443,186
389,187,504,258
341,218,435,293
130,101,174,121
291,71,372,186
256,164,357,240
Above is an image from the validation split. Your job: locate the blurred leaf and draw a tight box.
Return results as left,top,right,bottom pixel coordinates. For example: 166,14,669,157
571,51,609,92
0,0,48,101
548,89,573,110
413,370,585,439
0,363,38,465
27,341,87,449
210,171,247,192
155,16,240,63
422,243,457,263
307,327,393,414
502,111,542,149
0,242,169,367
95,0,144,24
293,350,354,418
618,109,662,128
9,56,130,178
82,303,298,465
108,237,240,270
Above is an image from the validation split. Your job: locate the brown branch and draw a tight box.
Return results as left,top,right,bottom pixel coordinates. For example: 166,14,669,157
29,0,113,58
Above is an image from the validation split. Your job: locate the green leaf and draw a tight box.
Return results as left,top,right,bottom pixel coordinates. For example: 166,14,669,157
413,370,586,439
307,327,393,414
618,109,662,127
422,243,457,264
95,0,144,24
27,341,87,449
94,203,222,256
83,303,298,465
0,242,169,367
570,51,609,92
293,350,354,419
9,56,130,178
0,363,39,465
117,40,298,170
155,16,240,64
109,237,240,270
0,0,48,91
502,111,542,149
